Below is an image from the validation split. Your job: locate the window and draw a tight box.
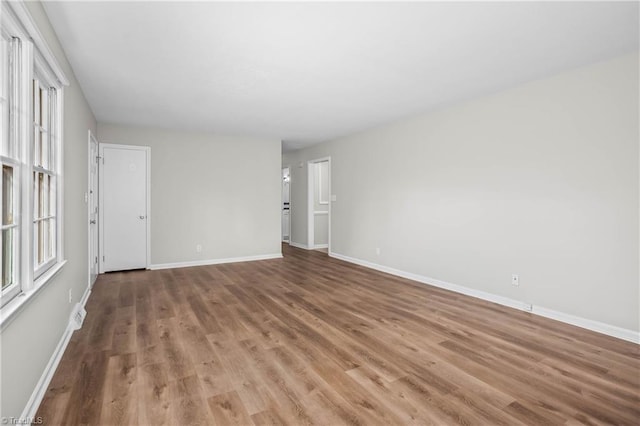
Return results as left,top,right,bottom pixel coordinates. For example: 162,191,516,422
32,79,58,277
0,2,67,311
1,34,21,305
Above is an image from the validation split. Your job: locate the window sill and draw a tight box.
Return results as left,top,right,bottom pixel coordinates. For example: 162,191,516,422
0,259,67,331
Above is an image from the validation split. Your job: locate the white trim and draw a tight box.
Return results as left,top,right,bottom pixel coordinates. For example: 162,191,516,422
532,306,639,344
313,244,329,249
328,251,640,344
149,253,283,270
10,1,69,86
289,241,311,250
145,146,151,269
87,130,98,288
19,283,91,421
282,165,291,244
0,260,66,331
78,284,91,308
313,211,329,215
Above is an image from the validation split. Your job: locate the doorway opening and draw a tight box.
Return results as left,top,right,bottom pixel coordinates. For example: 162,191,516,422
307,157,331,253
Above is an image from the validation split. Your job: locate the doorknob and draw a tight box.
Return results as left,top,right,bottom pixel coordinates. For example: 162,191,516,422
139,215,146,219
89,220,96,224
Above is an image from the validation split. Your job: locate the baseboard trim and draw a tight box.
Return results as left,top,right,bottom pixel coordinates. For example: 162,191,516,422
149,253,283,270
313,244,329,249
531,306,639,344
329,251,639,344
289,241,311,250
21,284,92,421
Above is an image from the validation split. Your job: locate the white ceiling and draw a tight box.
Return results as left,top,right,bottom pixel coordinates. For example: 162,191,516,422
43,1,639,152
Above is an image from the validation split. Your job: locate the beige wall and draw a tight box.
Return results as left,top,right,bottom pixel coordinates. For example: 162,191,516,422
98,123,282,265
284,53,639,333
0,1,97,417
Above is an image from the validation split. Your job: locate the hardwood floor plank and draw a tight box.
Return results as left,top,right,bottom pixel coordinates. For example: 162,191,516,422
157,318,195,381
60,349,109,425
35,244,640,425
138,362,171,426
99,353,137,425
168,375,214,426
207,391,254,426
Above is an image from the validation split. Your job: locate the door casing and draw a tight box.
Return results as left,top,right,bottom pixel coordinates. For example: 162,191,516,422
88,131,99,286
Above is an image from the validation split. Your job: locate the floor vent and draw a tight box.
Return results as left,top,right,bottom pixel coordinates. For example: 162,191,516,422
71,304,87,330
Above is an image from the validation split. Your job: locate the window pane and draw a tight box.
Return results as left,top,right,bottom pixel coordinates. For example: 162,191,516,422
2,227,14,289
0,101,7,158
48,174,53,216
2,165,13,225
42,172,48,217
49,218,56,259
32,79,40,126
35,220,43,265
48,89,56,170
0,37,8,157
43,219,49,262
34,127,41,167
32,171,37,220
38,172,44,219
42,130,49,169
40,87,48,131
38,130,44,167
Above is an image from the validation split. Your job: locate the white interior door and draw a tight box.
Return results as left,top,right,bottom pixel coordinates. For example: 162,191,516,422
99,144,149,272
88,132,99,284
307,157,331,251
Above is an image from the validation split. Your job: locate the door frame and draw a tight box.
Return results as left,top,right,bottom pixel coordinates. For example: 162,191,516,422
87,130,99,287
98,143,151,273
282,165,291,244
307,157,331,252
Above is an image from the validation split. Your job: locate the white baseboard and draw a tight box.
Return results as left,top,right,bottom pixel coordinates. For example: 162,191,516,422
329,251,639,344
313,244,329,249
149,253,283,270
289,241,311,250
532,306,639,344
21,284,92,420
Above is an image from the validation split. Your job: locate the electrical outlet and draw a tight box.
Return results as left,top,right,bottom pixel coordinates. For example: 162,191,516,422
512,274,519,286
196,244,202,253
375,247,381,255
68,288,73,304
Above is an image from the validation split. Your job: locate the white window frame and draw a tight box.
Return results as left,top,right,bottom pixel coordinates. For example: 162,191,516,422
32,64,62,280
0,1,68,326
0,34,22,305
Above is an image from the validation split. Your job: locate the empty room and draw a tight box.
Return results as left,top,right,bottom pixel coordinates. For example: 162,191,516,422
0,0,638,425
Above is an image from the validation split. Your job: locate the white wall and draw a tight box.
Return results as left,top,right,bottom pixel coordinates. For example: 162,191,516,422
98,123,282,266
0,1,97,418
284,53,639,334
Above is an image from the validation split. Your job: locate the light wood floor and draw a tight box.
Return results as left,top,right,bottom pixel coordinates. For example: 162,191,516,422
37,244,639,425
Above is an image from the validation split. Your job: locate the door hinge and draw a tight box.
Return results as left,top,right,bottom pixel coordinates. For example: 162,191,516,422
97,156,103,164
102,255,105,262
95,256,98,265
